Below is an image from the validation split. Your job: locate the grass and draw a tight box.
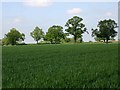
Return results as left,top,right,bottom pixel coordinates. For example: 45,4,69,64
2,43,118,88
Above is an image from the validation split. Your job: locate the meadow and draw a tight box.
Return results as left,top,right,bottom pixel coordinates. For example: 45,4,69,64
2,43,118,88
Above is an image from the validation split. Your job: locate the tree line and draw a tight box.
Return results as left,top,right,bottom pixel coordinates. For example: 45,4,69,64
2,16,118,45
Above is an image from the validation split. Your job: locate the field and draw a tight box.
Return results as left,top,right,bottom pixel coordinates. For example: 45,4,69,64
2,43,118,88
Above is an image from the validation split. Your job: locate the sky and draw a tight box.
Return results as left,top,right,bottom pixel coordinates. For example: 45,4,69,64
0,0,119,43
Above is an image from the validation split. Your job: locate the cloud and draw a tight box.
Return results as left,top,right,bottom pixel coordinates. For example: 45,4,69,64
14,18,22,23
67,8,82,15
3,17,24,26
24,0,53,7
105,12,112,16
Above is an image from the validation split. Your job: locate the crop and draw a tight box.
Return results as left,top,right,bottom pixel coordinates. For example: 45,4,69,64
2,43,118,88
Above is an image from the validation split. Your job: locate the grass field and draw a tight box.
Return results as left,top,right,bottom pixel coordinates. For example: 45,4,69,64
2,43,118,88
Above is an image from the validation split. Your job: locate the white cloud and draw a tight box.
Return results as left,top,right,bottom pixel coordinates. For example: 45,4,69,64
67,8,82,15
14,18,22,23
24,0,53,7
4,17,24,25
105,12,112,16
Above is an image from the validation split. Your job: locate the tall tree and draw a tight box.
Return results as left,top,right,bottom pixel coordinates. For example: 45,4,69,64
30,26,44,44
65,16,88,43
44,25,65,44
92,19,118,43
5,28,25,45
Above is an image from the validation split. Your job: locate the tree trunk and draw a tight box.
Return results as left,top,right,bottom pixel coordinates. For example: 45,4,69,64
103,39,105,43
80,37,82,43
37,41,38,44
11,40,15,45
106,37,109,44
50,40,53,44
74,35,77,43
106,40,108,44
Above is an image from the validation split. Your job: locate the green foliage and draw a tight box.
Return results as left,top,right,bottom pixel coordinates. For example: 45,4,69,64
94,37,104,42
65,16,88,43
3,28,25,45
64,38,71,43
2,37,9,45
30,26,44,44
0,39,1,45
45,25,65,44
92,19,118,43
2,44,118,88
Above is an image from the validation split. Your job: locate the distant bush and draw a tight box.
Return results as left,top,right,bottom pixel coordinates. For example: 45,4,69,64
64,38,71,43
37,43,50,45
89,41,93,43
16,43,27,45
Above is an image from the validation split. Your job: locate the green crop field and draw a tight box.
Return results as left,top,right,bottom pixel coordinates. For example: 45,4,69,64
2,43,118,88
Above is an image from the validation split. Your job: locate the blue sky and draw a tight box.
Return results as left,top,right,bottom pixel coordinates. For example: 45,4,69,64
1,0,118,43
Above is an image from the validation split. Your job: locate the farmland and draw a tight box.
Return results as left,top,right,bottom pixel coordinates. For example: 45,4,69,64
2,43,118,88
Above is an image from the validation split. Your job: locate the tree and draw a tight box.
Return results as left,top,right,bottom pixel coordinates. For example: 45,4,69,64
65,16,88,43
30,26,44,44
92,19,118,43
4,28,25,45
0,39,2,45
44,25,65,44
94,37,103,42
2,37,9,45
64,38,71,43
